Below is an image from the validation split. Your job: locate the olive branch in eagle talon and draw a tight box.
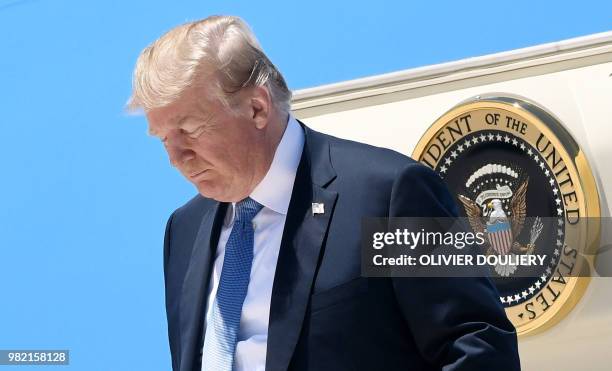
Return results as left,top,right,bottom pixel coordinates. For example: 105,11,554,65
457,178,536,256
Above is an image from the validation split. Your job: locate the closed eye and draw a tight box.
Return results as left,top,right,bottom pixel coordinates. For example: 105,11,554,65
185,125,205,139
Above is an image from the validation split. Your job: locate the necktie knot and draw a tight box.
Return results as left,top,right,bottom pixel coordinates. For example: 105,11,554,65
234,197,263,222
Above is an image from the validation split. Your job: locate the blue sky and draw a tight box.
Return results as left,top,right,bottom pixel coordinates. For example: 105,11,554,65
0,1,610,369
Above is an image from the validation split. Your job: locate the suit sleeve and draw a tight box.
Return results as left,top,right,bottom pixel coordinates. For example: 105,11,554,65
163,211,180,371
389,163,521,370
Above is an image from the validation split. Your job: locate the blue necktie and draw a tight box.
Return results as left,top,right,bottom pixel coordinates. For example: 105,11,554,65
202,197,263,371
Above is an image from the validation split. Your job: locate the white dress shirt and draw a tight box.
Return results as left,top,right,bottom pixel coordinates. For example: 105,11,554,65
202,115,305,371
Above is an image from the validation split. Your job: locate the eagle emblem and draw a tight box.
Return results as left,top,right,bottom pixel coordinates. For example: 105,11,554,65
458,178,544,276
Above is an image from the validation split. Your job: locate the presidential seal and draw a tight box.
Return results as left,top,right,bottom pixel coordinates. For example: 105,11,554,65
412,94,600,336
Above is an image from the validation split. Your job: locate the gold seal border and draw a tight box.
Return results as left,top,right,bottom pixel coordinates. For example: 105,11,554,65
411,94,601,337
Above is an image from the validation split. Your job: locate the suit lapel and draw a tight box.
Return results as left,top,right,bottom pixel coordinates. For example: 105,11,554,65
266,124,338,371
179,201,226,371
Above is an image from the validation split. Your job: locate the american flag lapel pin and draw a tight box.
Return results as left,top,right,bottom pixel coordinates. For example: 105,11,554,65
312,202,325,215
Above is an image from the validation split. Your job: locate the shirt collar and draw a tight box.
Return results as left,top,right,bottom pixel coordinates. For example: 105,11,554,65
225,114,305,225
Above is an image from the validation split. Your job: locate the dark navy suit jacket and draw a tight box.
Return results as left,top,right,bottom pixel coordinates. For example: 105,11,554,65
162,123,521,371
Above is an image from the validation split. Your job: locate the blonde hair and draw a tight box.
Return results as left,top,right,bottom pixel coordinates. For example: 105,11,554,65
127,16,291,113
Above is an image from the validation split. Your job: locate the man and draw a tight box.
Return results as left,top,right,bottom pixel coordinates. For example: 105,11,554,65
129,15,520,371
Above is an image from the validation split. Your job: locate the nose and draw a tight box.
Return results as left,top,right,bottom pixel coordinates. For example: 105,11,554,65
164,132,195,167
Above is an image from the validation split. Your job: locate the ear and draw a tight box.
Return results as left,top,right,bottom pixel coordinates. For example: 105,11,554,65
249,86,271,130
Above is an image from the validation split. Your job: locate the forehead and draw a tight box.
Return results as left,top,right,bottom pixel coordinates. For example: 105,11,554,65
146,91,216,135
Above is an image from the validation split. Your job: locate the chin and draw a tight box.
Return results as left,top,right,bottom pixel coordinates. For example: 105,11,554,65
195,181,232,202
195,184,219,200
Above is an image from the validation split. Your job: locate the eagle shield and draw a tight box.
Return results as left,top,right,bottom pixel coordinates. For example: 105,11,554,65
487,220,513,255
